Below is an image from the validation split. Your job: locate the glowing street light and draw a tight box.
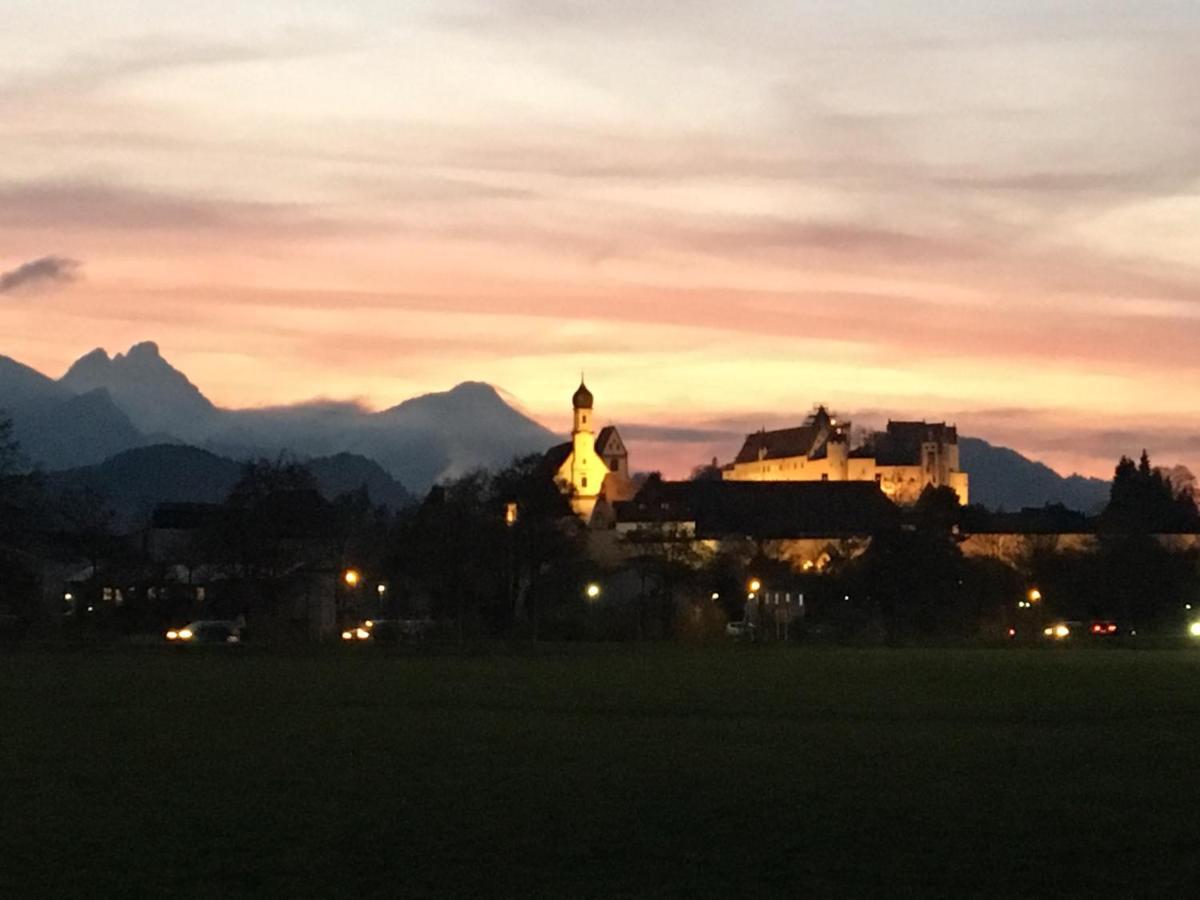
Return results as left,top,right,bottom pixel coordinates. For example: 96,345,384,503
585,582,602,601
1028,588,1042,603
748,578,762,593
376,583,387,596
1189,622,1200,638
343,569,361,588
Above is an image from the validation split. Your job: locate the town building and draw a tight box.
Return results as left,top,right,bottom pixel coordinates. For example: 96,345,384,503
613,478,900,571
723,405,969,504
544,379,636,520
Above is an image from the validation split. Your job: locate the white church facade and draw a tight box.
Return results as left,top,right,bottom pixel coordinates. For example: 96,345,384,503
544,379,636,520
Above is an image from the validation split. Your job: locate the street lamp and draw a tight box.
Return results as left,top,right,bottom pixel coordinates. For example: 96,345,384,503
748,578,761,593
585,582,602,601
1028,588,1042,603
343,569,361,588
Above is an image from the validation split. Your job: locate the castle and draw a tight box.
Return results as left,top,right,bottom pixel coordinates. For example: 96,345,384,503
723,405,969,504
546,386,968,522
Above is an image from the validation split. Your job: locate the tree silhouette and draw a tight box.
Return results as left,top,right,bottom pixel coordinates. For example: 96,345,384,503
1105,450,1199,532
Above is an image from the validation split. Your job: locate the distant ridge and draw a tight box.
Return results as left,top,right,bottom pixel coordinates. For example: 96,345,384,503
1,343,558,490
0,342,1119,510
47,444,414,528
59,341,217,440
960,437,1109,513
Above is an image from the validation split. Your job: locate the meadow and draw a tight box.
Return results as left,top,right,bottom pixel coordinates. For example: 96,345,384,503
3,644,1200,898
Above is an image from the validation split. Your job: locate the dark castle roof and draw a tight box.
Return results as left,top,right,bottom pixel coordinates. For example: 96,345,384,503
873,421,959,466
616,479,900,539
734,425,822,464
732,406,842,464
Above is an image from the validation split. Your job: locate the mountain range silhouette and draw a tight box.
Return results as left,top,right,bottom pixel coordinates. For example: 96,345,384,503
0,342,1111,513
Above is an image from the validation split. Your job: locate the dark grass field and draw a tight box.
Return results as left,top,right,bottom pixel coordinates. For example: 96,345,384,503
4,645,1200,899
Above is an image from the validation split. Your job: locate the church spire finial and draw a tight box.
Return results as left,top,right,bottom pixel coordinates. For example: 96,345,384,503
572,375,594,410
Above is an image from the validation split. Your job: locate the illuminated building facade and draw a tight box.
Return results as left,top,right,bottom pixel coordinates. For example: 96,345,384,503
723,406,969,504
544,379,635,520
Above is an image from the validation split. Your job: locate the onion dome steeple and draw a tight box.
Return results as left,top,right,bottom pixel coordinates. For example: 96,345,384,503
572,376,594,410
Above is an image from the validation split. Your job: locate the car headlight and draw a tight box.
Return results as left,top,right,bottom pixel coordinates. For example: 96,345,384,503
178,628,194,640
355,627,370,640
1189,622,1200,638
166,630,178,640
341,630,353,641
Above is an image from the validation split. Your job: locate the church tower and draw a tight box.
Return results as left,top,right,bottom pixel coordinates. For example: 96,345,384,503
547,377,635,523
570,378,598,496
572,378,594,436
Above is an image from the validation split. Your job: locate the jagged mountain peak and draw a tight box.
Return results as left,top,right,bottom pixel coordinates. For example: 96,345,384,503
122,340,162,359
59,341,216,440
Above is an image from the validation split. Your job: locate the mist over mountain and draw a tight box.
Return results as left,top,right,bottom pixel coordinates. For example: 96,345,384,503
1,342,1119,511
1,343,557,492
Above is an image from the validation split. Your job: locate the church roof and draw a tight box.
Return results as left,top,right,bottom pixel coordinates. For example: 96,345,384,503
542,441,573,475
572,380,594,410
595,425,624,455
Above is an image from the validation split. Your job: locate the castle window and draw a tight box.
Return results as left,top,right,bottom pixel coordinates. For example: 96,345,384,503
821,473,829,481
581,475,588,489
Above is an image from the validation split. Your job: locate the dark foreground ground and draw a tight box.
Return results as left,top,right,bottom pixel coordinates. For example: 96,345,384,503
4,644,1200,899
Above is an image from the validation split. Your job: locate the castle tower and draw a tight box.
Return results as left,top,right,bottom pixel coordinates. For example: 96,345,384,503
826,430,849,480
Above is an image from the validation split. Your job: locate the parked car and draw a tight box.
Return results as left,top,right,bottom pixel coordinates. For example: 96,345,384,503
726,620,756,640
342,618,433,643
165,620,242,645
1088,620,1119,637
1041,621,1083,641
340,622,374,642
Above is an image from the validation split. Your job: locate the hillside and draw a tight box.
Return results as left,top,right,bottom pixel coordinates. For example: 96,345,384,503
48,444,414,528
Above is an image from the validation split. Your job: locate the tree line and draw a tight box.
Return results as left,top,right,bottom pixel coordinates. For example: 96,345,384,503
3,406,1199,643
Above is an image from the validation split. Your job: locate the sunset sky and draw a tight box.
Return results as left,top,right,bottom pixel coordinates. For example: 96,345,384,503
2,1,1198,478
